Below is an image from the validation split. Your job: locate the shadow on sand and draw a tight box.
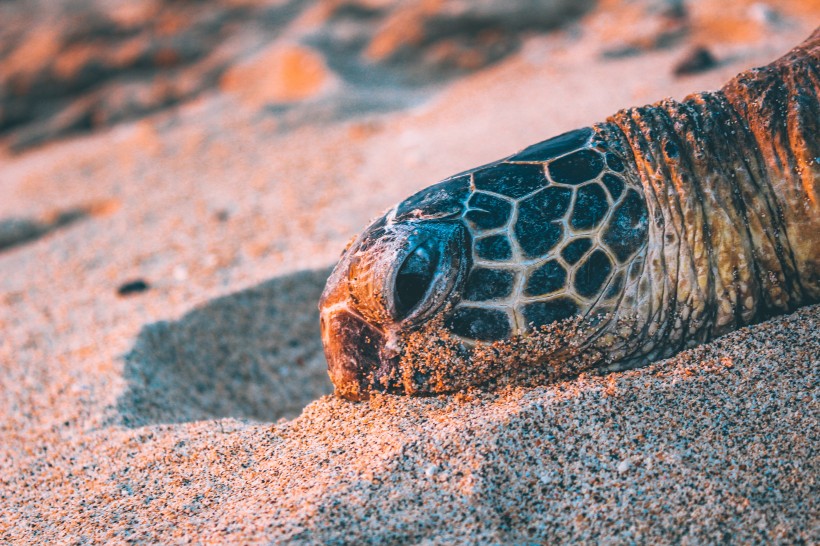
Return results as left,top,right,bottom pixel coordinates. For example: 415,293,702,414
117,267,334,427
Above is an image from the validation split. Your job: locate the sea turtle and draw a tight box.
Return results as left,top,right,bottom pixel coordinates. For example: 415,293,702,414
320,29,820,401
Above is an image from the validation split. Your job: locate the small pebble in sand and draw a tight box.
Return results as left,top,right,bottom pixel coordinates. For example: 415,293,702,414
117,279,150,297
673,45,718,76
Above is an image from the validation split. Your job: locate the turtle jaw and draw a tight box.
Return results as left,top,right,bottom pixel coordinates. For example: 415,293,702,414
320,309,401,401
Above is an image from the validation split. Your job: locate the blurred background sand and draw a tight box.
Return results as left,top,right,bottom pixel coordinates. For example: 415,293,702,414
0,0,818,542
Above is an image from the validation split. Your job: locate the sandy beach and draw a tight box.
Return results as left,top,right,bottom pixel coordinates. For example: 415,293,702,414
1,0,818,543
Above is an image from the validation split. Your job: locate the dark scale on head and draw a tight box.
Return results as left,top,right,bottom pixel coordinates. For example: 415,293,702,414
473,163,549,199
602,188,649,262
604,271,624,300
446,306,511,341
464,268,515,301
464,192,512,230
570,183,609,230
521,297,579,330
514,186,572,258
524,260,566,297
574,249,613,298
548,149,605,185
605,152,625,172
395,175,470,221
561,238,592,265
475,234,512,261
602,173,625,200
516,223,564,260
508,127,593,162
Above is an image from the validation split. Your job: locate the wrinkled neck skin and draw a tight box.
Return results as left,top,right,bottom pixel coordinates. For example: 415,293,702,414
592,33,820,369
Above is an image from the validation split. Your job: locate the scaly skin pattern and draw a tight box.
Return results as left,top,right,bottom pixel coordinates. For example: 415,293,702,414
596,29,819,368
319,29,819,400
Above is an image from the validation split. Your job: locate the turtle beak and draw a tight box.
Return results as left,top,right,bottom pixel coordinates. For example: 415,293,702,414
320,309,399,401
318,233,402,401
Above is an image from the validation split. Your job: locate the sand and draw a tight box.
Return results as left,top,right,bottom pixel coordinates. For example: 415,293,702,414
1,0,818,543
3,307,818,543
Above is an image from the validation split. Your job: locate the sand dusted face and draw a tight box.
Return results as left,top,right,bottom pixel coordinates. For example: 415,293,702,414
320,127,650,400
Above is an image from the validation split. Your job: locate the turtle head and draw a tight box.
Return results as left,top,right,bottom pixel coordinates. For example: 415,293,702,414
319,179,473,401
320,127,649,400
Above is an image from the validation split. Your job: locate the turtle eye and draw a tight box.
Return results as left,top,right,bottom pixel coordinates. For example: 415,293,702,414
394,245,438,318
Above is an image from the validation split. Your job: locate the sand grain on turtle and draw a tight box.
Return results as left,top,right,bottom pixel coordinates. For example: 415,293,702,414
320,29,820,400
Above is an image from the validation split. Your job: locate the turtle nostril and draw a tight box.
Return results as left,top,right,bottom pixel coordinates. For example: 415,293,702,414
394,245,437,318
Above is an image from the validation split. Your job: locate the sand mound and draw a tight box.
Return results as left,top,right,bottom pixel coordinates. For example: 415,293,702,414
3,305,817,543
118,268,333,427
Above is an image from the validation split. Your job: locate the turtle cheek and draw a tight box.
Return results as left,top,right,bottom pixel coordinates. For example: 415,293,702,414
321,310,400,401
